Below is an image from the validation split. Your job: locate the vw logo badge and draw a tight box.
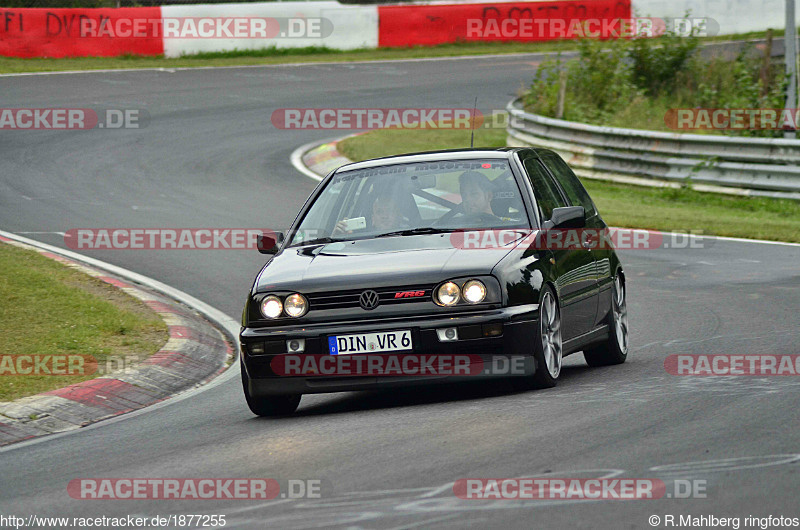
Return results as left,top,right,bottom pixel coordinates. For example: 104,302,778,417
359,290,380,310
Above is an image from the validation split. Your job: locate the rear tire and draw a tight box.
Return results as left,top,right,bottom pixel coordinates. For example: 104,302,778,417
584,274,628,367
241,365,301,416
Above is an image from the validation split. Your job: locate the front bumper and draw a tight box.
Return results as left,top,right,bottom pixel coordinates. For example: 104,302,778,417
240,304,538,396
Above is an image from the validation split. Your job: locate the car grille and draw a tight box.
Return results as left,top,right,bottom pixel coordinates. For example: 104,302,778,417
307,285,434,311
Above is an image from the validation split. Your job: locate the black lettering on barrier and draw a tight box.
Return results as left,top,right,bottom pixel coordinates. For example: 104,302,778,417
45,12,61,36
481,7,501,20
508,7,534,20
563,3,588,18
535,5,560,17
78,14,89,36
45,12,109,37
94,15,112,37
480,1,629,23
1,11,24,34
63,13,77,36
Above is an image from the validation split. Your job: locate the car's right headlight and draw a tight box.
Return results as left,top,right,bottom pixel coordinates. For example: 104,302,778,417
436,282,461,306
284,293,308,318
260,295,283,319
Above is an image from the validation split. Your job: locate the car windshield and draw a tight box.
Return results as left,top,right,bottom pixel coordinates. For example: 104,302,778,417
289,158,531,246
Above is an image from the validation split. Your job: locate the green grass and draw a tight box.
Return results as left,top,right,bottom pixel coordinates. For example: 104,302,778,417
580,181,800,242
0,243,168,402
0,41,575,74
337,122,508,162
0,30,778,74
337,126,800,243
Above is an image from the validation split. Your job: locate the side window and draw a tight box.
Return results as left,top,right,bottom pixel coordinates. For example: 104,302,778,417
522,157,567,220
542,153,597,218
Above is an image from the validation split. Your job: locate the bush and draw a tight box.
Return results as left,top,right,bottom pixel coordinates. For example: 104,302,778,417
629,31,698,96
525,32,787,138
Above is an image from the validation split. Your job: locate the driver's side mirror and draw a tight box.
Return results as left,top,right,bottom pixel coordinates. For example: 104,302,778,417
257,231,284,255
543,206,585,230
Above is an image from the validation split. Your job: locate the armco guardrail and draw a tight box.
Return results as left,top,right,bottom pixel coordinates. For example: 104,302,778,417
506,99,800,200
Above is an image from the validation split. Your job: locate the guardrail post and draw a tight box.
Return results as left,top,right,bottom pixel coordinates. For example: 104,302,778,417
785,0,798,139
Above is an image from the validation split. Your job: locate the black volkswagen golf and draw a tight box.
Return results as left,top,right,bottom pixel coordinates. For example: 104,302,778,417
240,147,628,415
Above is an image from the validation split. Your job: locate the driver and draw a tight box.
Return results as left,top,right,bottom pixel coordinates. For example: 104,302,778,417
333,189,406,235
371,195,404,231
458,171,496,217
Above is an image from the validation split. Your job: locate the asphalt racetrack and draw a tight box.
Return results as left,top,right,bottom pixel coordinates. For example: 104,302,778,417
1,54,799,529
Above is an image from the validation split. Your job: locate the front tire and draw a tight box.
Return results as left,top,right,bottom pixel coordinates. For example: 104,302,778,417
583,274,628,367
241,365,301,416
515,286,562,390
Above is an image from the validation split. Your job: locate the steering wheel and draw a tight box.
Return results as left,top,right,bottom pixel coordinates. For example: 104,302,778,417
460,212,502,226
433,203,464,226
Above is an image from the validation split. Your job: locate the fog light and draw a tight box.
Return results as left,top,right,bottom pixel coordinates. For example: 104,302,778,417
287,339,305,352
436,328,458,342
249,342,265,355
482,323,503,337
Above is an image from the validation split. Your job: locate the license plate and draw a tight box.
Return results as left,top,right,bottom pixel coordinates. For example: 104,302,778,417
328,330,412,355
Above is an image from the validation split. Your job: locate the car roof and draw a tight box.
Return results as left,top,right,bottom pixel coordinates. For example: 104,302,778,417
336,148,520,172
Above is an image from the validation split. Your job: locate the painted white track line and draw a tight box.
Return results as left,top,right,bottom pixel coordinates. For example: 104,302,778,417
0,229,241,453
290,138,330,182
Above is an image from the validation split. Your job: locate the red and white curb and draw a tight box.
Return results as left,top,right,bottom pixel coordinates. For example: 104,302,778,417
291,135,361,182
0,233,236,447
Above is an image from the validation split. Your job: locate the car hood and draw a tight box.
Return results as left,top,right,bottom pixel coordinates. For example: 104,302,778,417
254,232,524,293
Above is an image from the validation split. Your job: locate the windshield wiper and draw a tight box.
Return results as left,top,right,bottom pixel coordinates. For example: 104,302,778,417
292,237,342,247
374,227,460,238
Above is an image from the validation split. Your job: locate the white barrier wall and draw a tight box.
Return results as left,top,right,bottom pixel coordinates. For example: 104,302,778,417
3,0,795,59
632,0,797,35
162,2,378,58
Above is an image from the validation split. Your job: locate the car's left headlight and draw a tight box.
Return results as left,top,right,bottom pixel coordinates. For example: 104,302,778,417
260,295,283,319
462,280,487,304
